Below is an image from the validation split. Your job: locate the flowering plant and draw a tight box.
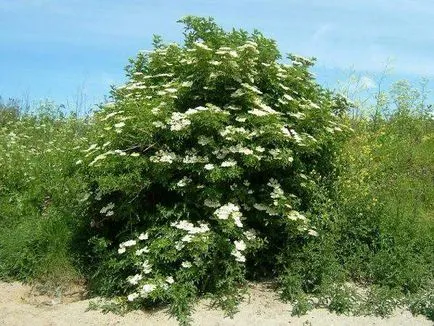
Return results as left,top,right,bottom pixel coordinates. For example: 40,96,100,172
81,16,349,324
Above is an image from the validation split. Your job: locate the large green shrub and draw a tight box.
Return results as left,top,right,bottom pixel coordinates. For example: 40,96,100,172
79,16,349,323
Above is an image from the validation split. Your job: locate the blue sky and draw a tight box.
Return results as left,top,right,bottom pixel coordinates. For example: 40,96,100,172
1,0,433,110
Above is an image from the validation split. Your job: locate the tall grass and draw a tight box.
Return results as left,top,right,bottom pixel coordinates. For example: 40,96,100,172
0,100,89,288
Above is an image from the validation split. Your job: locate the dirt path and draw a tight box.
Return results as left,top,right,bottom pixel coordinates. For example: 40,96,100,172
0,282,431,326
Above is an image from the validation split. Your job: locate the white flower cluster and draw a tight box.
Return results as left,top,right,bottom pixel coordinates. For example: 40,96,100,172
100,110,124,122
88,149,128,166
118,232,149,254
118,239,137,254
267,178,285,205
171,220,210,235
248,99,279,117
241,83,263,95
204,199,220,208
220,126,249,140
286,210,307,221
100,202,115,217
184,105,208,115
127,274,175,301
215,46,238,58
204,163,215,170
197,136,212,146
237,40,259,53
228,144,254,155
253,203,278,216
221,160,237,167
289,129,304,145
231,240,246,262
243,229,257,241
214,203,243,227
150,150,177,164
288,112,306,120
167,112,191,131
181,261,193,268
142,260,152,274
182,153,208,164
152,121,165,128
184,105,228,116
194,42,212,51
176,176,191,187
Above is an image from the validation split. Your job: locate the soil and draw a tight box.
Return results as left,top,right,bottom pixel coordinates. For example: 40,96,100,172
0,282,431,326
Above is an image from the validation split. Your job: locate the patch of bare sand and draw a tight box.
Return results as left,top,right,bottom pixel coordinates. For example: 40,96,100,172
0,282,431,326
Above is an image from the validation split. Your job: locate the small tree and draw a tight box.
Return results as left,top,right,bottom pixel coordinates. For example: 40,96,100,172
80,16,349,324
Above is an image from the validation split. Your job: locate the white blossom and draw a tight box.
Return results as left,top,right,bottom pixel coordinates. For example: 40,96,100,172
308,229,319,237
175,241,184,251
181,234,193,243
135,247,149,256
150,150,177,164
221,160,237,167
100,202,115,214
204,199,220,208
142,260,153,274
171,220,210,234
194,42,212,51
254,203,268,211
244,229,257,241
241,83,263,95
128,274,143,285
168,112,191,131
120,239,137,248
233,214,243,227
248,108,268,116
234,240,246,251
214,203,239,220
89,153,107,166
287,210,306,221
198,136,212,146
127,292,140,301
177,176,191,187
114,122,125,129
152,121,165,128
138,232,149,240
204,163,215,170
141,284,156,296
231,249,246,263
165,276,175,284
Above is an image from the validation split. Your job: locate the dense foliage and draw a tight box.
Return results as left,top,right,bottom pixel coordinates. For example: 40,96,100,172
0,16,432,325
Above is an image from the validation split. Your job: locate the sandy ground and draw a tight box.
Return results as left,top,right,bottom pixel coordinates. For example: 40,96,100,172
0,282,432,326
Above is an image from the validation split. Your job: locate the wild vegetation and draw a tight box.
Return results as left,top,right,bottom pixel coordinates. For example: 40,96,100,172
0,17,433,325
